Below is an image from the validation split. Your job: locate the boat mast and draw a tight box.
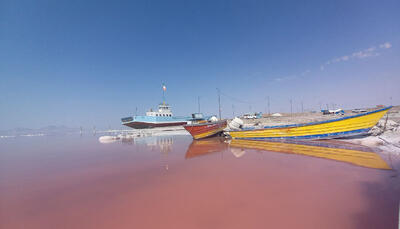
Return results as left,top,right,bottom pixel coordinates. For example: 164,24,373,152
217,88,221,119
162,83,166,105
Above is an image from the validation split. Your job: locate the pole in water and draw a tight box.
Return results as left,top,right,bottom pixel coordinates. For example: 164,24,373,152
217,88,221,120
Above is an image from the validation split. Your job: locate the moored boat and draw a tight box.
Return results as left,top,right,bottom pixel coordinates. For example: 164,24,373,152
121,102,191,129
226,106,392,140
184,120,227,140
121,84,193,129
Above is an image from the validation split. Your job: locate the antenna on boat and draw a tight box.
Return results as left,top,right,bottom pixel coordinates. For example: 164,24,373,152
266,96,270,115
217,88,221,120
198,96,200,113
290,98,293,116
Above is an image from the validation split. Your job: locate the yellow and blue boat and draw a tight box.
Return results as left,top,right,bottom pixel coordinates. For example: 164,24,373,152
226,106,392,140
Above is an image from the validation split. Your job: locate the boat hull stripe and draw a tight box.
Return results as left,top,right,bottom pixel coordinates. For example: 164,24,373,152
234,128,371,140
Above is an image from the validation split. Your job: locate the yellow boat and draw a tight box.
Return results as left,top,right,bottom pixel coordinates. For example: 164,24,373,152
228,139,391,170
227,106,392,140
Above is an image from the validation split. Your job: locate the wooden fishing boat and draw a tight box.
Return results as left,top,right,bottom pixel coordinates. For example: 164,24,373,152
226,106,392,140
228,139,391,170
184,120,227,140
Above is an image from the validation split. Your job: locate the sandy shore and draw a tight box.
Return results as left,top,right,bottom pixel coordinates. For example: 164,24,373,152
242,106,400,154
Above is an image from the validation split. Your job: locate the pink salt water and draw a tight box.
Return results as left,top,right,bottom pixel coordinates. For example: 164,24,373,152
1,135,399,229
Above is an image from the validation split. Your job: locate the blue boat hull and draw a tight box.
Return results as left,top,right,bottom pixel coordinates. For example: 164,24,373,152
123,120,188,129
122,115,191,129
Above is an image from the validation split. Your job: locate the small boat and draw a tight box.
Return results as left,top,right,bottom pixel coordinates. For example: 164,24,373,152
184,120,227,140
226,106,392,140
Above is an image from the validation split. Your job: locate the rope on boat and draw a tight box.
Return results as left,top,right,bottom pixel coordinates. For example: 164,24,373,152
383,112,389,132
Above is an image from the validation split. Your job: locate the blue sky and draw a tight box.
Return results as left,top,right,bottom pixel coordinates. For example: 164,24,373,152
1,0,399,129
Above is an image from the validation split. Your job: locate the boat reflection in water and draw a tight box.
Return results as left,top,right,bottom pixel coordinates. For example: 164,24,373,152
186,138,391,170
119,135,175,171
185,137,228,159
105,135,175,153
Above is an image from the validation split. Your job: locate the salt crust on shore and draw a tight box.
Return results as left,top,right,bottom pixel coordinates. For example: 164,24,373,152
341,120,400,154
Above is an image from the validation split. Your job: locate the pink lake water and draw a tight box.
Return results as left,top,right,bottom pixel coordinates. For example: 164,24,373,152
0,135,399,229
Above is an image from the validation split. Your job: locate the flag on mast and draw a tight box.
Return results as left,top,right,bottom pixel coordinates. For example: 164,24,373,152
162,84,166,91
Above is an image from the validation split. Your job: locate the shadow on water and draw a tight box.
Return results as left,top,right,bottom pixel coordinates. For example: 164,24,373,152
351,173,400,229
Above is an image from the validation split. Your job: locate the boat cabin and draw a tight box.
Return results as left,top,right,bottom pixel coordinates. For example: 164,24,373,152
146,103,173,117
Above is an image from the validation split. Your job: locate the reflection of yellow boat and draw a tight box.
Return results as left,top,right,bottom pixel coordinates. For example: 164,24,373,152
185,138,228,159
229,139,391,170
227,107,391,140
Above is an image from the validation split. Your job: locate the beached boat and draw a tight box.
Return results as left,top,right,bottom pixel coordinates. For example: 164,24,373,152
121,84,194,129
184,120,227,140
121,102,192,129
226,106,392,140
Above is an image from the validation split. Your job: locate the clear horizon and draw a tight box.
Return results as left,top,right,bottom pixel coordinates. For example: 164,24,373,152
1,0,399,130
